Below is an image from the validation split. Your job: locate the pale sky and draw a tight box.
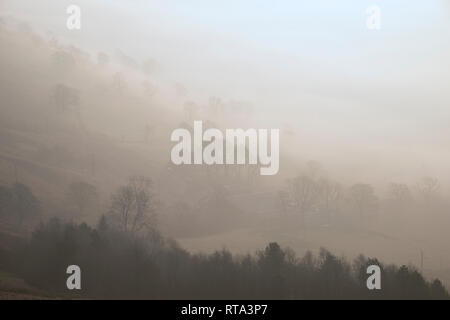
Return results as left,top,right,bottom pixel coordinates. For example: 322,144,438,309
3,0,450,180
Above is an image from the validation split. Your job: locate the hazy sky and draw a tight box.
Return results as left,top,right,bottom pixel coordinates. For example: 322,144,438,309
3,0,450,182
5,0,449,95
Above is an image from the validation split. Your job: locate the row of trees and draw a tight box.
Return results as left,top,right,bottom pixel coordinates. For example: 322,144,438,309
279,166,442,225
0,169,441,233
50,46,158,77
0,177,448,299
0,183,40,227
0,175,156,231
4,217,446,299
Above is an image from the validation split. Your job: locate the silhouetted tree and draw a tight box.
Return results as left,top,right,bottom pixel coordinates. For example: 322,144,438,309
112,72,127,92
12,222,449,300
416,177,439,202
109,176,155,234
318,178,342,224
389,183,412,203
51,50,76,74
51,83,80,112
288,175,320,225
349,183,378,218
0,185,12,217
183,101,198,121
10,183,40,227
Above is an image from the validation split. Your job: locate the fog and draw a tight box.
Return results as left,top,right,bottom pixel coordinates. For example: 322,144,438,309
1,0,450,298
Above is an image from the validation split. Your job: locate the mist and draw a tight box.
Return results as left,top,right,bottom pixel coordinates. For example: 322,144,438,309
1,0,450,299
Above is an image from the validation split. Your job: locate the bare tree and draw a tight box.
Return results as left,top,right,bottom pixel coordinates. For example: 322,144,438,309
389,183,412,202
183,101,198,121
388,183,412,211
416,177,439,202
109,176,155,234
11,183,40,227
349,183,378,218
112,72,127,92
318,178,342,224
288,175,320,225
51,83,79,112
51,50,76,74
277,190,289,217
115,49,138,69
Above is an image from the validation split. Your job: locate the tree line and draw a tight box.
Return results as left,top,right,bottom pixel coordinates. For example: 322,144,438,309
0,176,448,299
278,162,443,226
1,217,446,299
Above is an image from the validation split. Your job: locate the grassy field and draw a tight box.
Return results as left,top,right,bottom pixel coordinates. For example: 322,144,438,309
0,271,55,300
176,217,450,289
